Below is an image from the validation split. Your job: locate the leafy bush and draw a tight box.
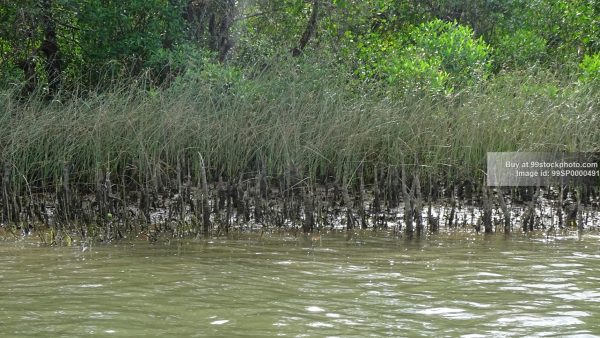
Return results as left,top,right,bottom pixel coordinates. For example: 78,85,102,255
383,47,449,94
513,0,599,65
579,53,600,84
0,61,24,88
350,19,491,94
145,44,211,84
493,29,547,69
73,0,186,81
169,53,243,96
409,20,491,88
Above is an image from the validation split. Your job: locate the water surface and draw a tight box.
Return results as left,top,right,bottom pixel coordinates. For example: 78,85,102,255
1,231,600,337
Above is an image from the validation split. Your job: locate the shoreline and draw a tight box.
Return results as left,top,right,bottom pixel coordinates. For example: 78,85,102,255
1,184,598,244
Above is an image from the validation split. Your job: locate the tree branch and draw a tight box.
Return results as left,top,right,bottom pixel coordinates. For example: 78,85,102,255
292,0,319,57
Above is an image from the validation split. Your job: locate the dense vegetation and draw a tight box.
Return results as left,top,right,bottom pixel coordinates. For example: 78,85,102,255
2,1,599,94
0,0,599,239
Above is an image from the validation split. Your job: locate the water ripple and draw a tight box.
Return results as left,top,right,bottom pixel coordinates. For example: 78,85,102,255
1,233,600,337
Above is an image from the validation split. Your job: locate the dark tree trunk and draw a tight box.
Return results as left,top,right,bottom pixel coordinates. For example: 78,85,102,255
185,0,236,62
40,0,61,98
216,0,235,62
185,0,209,42
17,58,38,98
292,0,319,56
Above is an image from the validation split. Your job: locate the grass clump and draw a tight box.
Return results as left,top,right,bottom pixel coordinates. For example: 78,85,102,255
0,58,599,237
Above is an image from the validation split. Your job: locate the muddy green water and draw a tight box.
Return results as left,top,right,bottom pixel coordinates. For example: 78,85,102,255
1,231,600,337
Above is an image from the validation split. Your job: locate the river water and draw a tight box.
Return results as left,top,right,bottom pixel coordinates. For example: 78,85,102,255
1,231,600,337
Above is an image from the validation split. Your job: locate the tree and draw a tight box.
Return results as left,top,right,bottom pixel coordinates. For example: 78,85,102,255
184,0,236,61
40,0,61,98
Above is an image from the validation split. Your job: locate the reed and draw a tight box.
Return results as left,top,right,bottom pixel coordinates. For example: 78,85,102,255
0,60,598,239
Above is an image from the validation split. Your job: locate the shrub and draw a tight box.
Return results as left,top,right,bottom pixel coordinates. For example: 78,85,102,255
145,44,211,84
349,19,491,94
579,53,600,84
384,47,449,94
493,29,547,69
409,19,492,89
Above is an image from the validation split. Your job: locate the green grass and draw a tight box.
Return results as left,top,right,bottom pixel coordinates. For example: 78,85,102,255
1,61,599,196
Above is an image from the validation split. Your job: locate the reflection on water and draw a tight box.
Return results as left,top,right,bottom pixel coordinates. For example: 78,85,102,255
1,231,600,337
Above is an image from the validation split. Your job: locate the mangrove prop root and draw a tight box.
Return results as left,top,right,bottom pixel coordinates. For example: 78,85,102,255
199,153,211,236
2,154,599,242
497,187,511,233
401,161,413,235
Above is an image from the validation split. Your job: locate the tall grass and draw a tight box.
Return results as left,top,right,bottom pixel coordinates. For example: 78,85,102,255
1,60,599,197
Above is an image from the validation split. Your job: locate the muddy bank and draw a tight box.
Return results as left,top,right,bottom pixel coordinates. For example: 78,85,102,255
1,163,599,243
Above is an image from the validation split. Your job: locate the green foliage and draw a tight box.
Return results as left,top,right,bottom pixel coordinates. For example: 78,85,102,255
579,53,600,83
0,0,44,88
169,51,243,95
145,44,211,84
0,0,598,92
492,29,547,69
236,0,315,59
418,0,516,39
547,0,599,56
409,20,491,88
385,48,449,94
0,61,23,87
508,0,600,64
349,19,491,94
0,0,189,88
71,0,186,82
